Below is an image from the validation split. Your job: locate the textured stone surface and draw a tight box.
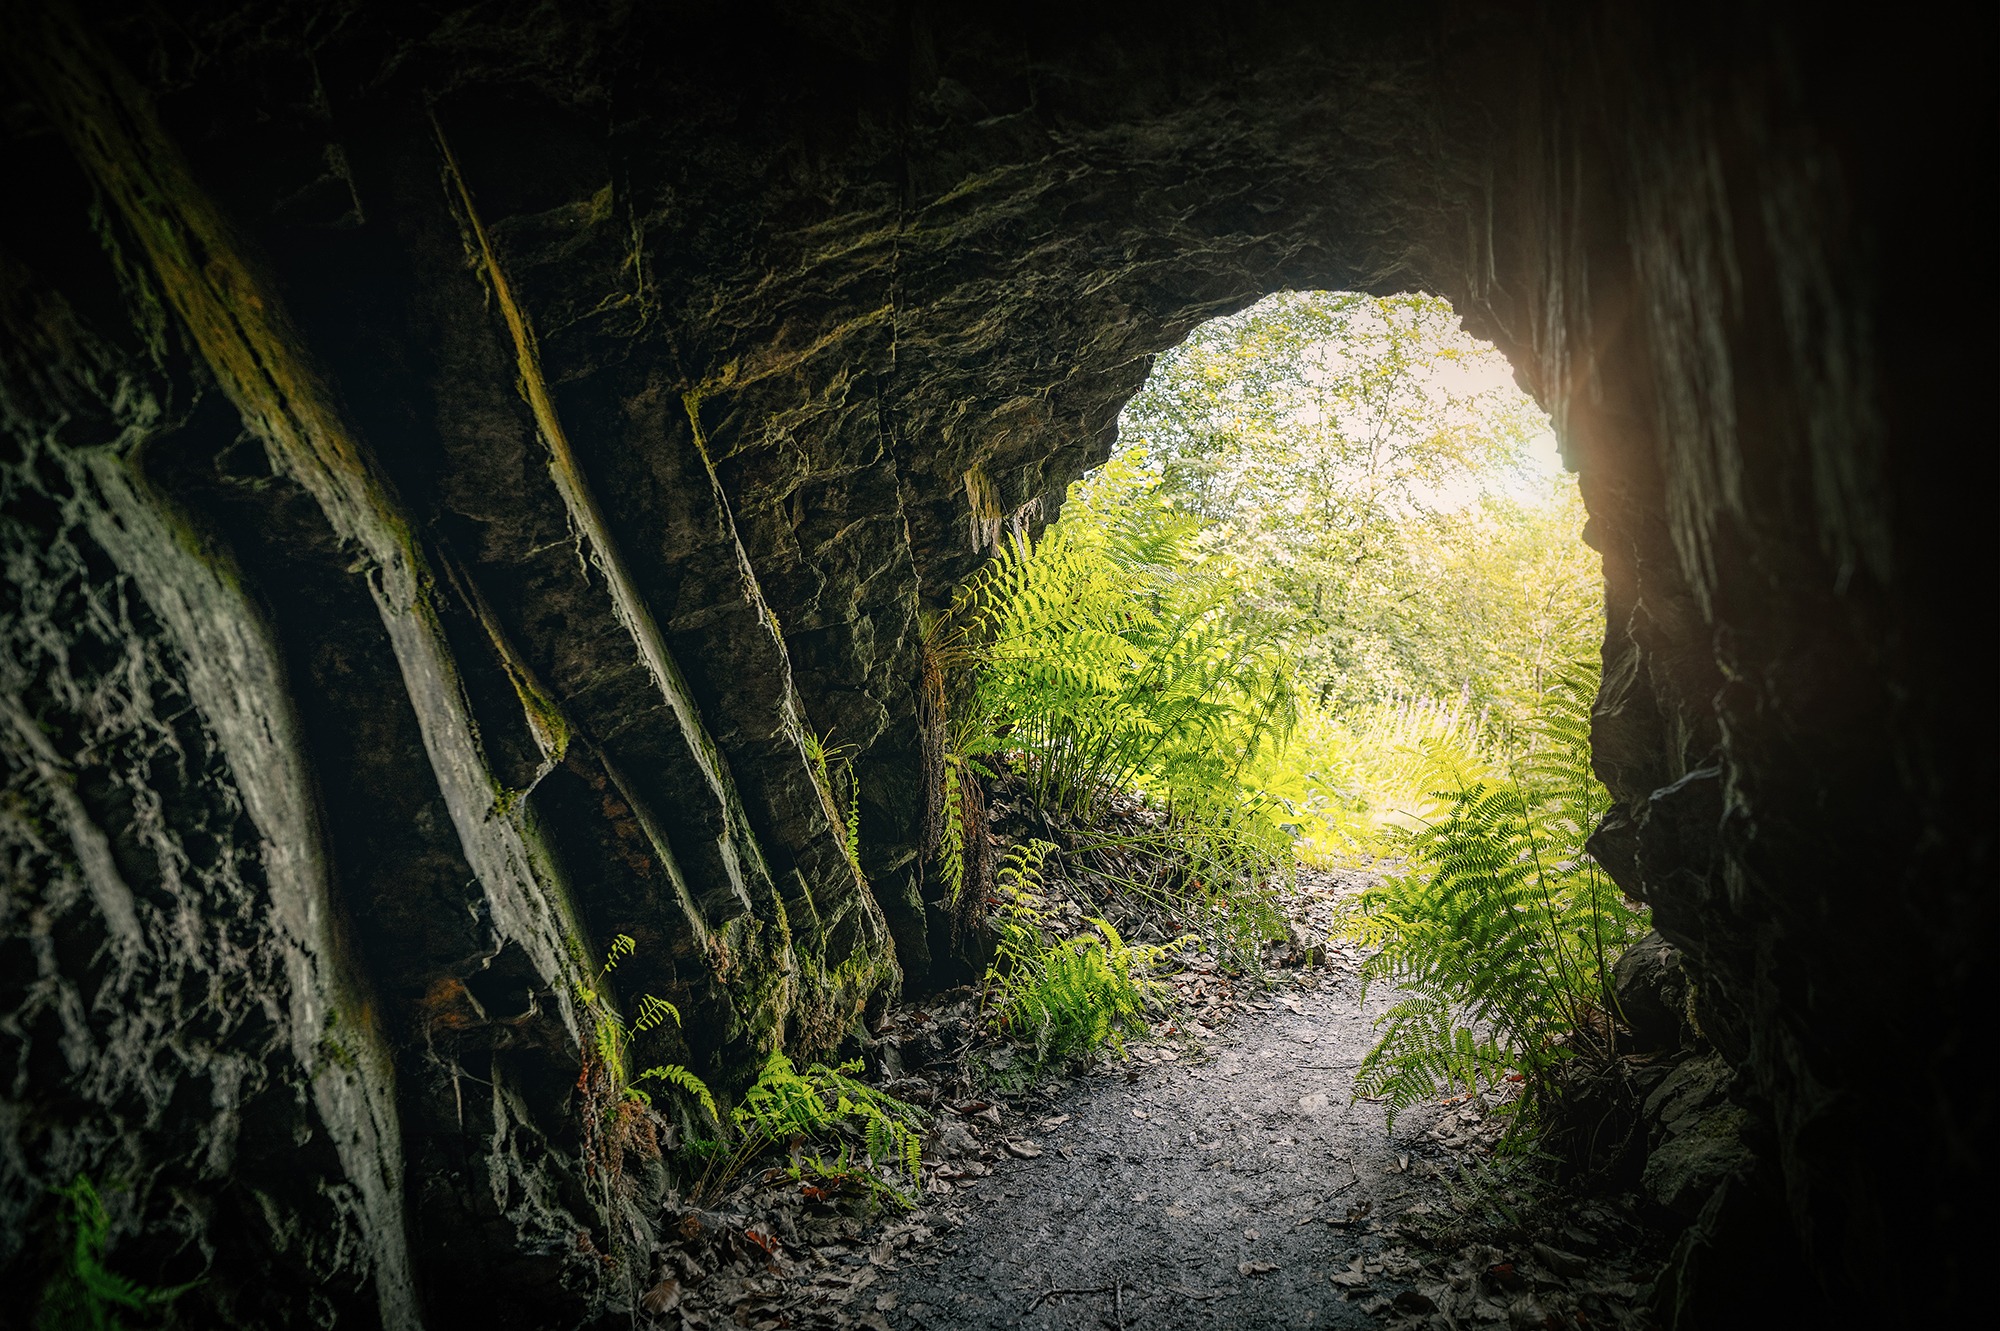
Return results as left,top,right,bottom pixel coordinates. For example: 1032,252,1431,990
1640,1055,1755,1217
0,2,1989,1327
1613,929,1689,1055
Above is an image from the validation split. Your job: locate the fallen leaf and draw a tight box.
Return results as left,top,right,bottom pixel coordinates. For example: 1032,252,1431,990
1238,1260,1279,1276
1003,1138,1043,1159
1393,1289,1437,1314
1132,1108,1150,1120
1532,1242,1590,1277
640,1279,681,1314
1298,1092,1330,1113
874,1292,899,1311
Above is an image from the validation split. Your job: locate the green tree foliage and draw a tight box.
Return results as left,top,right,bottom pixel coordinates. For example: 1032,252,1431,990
1341,663,1649,1126
1119,290,1598,728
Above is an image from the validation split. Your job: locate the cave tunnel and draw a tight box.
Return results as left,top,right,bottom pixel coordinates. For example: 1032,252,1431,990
0,2,1990,1327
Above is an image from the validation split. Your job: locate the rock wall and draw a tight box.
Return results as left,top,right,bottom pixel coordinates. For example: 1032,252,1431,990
1,1,1987,1326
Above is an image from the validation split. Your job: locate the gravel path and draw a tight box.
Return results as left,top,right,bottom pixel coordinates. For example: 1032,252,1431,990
876,946,1449,1330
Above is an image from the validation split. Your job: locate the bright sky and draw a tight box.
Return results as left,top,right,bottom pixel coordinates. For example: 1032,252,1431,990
1300,319,1567,512
1426,349,1566,491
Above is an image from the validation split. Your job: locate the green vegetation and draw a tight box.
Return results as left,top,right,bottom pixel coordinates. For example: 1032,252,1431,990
690,1051,925,1210
937,289,1641,1135
926,455,1302,965
802,729,865,877
940,467,1298,820
575,935,717,1125
574,937,924,1211
1119,290,1598,731
36,1176,196,1331
983,840,1188,1068
1342,663,1649,1129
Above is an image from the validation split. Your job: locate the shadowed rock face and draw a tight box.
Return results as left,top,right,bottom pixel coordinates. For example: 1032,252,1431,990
1,2,1988,1326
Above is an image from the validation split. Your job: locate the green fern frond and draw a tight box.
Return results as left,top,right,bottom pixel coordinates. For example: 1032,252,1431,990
634,1064,719,1125
631,993,682,1035
1341,662,1648,1126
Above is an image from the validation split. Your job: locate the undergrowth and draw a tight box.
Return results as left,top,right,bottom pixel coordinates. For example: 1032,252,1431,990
981,840,1187,1072
574,939,926,1214
1341,662,1649,1135
689,1051,925,1210
923,458,1298,963
35,1176,196,1331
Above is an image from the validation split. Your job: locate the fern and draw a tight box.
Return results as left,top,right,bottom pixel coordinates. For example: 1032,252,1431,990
631,1064,719,1125
695,1050,927,1209
936,750,968,902
924,463,1300,954
574,936,716,1129
1342,662,1648,1129
802,730,868,877
982,841,1187,1069
36,1176,198,1331
631,993,682,1037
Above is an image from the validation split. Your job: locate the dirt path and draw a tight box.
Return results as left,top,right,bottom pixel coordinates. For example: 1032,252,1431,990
644,871,1662,1331
874,924,1448,1330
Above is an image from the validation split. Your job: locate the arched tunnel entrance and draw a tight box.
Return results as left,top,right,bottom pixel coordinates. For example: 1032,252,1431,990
0,3,1989,1328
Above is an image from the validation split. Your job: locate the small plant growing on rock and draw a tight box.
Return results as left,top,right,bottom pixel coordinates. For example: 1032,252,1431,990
574,935,718,1127
801,730,867,878
35,1175,197,1331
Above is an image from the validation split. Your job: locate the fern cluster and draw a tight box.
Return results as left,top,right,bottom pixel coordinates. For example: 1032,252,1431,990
1343,663,1648,1128
982,841,1186,1069
693,1051,926,1209
575,934,717,1125
949,490,1297,819
923,459,1298,951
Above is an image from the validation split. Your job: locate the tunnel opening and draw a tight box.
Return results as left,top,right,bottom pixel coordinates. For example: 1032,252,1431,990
867,290,1694,1328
